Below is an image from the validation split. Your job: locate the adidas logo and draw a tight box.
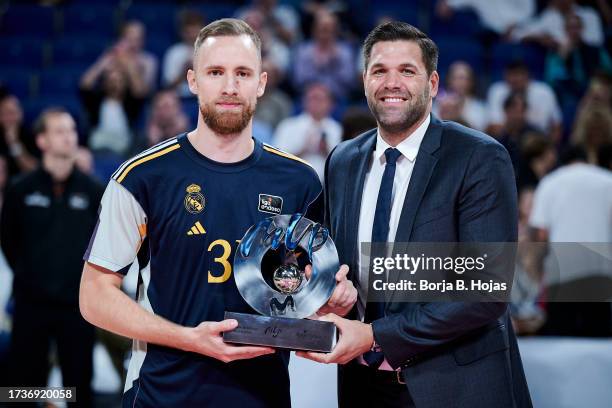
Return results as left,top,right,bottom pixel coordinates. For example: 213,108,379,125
187,221,206,236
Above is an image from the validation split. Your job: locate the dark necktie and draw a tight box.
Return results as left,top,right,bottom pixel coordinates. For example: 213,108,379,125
363,147,402,368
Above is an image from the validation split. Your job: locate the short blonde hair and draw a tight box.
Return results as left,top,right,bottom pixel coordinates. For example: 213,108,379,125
193,18,262,64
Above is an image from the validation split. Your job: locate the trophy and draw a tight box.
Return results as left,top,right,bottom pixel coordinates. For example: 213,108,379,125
223,214,339,352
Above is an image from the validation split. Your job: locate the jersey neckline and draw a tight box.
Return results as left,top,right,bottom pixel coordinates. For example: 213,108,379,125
177,133,263,173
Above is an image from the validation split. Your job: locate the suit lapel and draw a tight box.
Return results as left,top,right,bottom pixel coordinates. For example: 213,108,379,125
344,131,376,283
387,118,443,307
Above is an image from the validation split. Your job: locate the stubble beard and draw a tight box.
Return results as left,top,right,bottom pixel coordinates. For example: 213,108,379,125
368,86,430,135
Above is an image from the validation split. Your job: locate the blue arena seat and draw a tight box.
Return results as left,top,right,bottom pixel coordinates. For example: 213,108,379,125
0,37,46,69
195,4,237,21
124,3,178,39
490,42,546,81
22,95,83,125
145,33,174,61
435,36,485,79
38,65,85,98
0,68,35,99
370,1,420,27
52,36,112,66
61,4,118,39
0,5,56,36
430,10,484,38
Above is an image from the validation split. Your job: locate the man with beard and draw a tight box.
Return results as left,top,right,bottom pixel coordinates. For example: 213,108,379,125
297,22,532,408
79,19,356,407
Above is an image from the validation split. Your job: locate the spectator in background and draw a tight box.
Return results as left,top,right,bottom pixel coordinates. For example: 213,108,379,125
571,105,612,165
80,50,147,156
340,106,377,141
498,93,540,147
0,156,7,211
497,92,542,176
242,8,290,77
511,183,547,336
0,95,39,179
236,0,301,45
0,108,104,406
434,61,487,131
144,89,189,149
293,10,354,101
517,132,557,191
162,10,205,98
116,20,159,95
75,146,94,176
254,59,292,129
511,0,604,48
545,13,612,114
274,82,341,180
487,61,562,141
529,146,612,337
576,72,612,113
436,0,535,36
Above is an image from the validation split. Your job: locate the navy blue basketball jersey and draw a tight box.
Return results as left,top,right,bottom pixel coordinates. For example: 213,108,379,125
85,134,323,407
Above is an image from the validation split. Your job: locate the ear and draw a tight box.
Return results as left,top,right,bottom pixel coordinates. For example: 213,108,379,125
429,70,439,98
35,133,46,152
362,69,367,96
187,69,198,95
257,71,268,98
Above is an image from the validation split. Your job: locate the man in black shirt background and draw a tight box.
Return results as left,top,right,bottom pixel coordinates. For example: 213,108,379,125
0,107,103,407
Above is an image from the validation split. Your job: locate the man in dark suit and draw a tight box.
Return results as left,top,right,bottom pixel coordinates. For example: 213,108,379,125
297,22,533,408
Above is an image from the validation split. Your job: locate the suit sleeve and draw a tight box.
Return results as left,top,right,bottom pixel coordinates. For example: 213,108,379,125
373,140,517,369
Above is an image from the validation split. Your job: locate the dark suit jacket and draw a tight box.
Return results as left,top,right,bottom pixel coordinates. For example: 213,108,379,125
325,116,533,408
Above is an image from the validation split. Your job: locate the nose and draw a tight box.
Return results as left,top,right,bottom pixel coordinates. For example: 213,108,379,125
383,70,402,90
221,74,239,96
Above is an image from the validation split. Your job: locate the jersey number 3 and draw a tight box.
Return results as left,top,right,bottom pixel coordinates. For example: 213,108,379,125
207,239,234,283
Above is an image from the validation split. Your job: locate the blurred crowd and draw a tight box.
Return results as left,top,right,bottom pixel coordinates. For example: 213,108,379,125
0,0,611,402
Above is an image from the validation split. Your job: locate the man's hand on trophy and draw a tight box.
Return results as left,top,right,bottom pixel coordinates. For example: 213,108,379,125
296,313,373,364
183,319,276,363
305,264,357,316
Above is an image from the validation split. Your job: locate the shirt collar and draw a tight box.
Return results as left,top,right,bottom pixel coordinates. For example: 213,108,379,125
374,113,430,163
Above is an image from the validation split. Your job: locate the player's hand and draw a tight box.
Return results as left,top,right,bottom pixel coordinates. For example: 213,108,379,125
185,319,275,363
306,264,357,317
296,313,373,364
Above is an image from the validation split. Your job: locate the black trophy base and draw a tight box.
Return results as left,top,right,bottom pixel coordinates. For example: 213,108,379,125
222,312,336,352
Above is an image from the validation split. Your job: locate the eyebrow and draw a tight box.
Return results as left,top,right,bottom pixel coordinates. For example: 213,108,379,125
369,62,419,71
204,65,255,72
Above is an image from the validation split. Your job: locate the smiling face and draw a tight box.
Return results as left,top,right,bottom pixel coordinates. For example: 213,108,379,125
363,40,438,136
187,34,267,136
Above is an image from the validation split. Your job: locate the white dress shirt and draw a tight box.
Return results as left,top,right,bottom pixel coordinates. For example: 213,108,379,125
357,114,430,288
356,114,430,370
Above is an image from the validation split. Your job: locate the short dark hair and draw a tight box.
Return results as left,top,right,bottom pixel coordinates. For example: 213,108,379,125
363,21,438,75
505,60,529,73
560,145,587,165
503,92,528,111
521,132,554,162
193,18,262,63
33,107,71,135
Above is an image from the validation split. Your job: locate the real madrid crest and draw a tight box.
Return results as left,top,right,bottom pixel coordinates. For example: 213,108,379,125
184,184,205,214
